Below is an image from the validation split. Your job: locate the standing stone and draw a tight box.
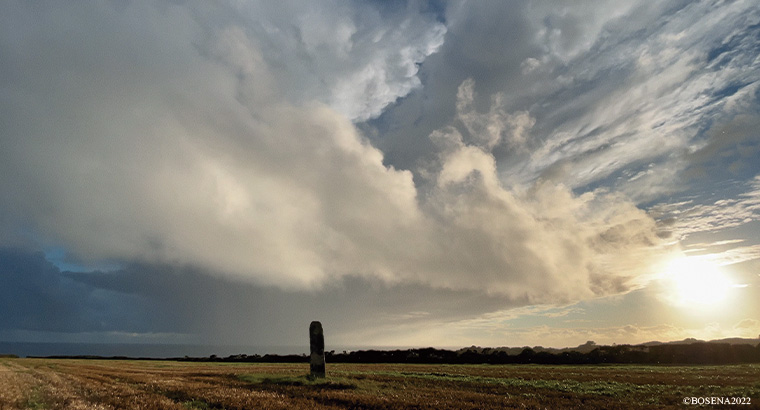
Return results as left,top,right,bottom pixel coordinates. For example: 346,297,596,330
309,321,325,378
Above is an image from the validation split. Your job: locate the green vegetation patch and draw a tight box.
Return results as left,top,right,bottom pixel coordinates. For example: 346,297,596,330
333,367,760,403
24,387,48,410
182,399,217,410
239,373,357,390
163,390,227,410
340,370,669,398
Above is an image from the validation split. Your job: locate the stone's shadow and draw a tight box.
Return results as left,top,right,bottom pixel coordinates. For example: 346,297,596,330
239,373,357,390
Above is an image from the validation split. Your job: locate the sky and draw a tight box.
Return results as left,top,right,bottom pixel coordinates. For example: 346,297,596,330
1,0,759,351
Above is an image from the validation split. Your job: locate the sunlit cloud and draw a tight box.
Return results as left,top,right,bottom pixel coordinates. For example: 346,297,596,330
696,245,760,267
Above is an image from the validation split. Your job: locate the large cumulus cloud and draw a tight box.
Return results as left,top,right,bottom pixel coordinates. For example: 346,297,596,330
0,0,428,289
0,0,670,306
409,81,665,301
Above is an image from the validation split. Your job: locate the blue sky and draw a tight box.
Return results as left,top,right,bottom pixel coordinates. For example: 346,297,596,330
1,0,758,349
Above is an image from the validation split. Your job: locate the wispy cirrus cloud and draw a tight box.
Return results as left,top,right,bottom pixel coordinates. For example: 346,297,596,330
651,175,760,242
516,1,760,200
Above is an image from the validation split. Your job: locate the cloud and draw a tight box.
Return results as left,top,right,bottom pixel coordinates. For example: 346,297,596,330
0,248,148,334
0,251,526,345
0,1,670,306
411,81,669,300
733,319,760,336
0,1,427,290
3,0,758,349
695,245,760,267
356,320,758,349
345,319,693,348
206,0,447,122
524,1,760,198
650,175,760,241
373,0,760,205
683,115,760,182
454,78,535,150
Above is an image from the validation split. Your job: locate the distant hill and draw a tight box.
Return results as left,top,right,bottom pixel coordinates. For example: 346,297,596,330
458,340,601,356
641,337,760,347
459,337,760,355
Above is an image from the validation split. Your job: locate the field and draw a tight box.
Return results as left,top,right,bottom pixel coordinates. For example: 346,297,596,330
1,358,758,409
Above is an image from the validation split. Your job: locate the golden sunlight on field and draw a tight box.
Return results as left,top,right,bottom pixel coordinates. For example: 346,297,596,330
1,358,758,409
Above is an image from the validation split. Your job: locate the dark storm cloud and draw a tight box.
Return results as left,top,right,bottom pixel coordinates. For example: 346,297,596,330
0,248,88,331
0,248,148,333
0,248,521,345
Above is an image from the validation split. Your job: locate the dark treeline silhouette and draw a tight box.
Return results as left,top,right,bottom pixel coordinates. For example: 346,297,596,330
321,343,760,365
28,342,760,365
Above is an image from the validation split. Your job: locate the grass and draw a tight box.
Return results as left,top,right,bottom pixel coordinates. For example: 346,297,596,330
181,399,216,409
364,370,663,396
23,387,47,410
341,368,750,397
0,359,758,409
238,372,358,389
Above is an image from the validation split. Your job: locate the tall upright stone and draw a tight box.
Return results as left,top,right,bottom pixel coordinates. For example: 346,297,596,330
309,321,325,378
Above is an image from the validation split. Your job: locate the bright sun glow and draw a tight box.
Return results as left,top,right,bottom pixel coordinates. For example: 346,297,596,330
664,257,734,308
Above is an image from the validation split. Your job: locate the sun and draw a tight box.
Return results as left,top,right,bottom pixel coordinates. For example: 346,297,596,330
663,257,734,309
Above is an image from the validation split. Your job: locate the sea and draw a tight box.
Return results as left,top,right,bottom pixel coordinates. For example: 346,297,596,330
0,342,305,358
0,342,422,358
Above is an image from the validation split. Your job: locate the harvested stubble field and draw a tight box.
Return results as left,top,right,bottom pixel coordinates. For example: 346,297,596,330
0,358,758,409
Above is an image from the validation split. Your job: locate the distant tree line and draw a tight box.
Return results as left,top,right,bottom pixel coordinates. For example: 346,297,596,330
30,342,760,365
324,343,760,365
172,342,760,365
